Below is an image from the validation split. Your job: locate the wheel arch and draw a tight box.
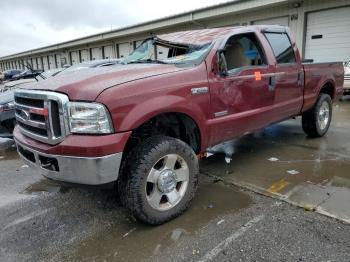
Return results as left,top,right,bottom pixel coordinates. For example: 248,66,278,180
116,95,208,155
319,81,336,100
123,111,203,158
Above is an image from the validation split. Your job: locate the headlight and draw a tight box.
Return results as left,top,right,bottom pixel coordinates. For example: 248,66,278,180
67,102,114,134
0,101,15,112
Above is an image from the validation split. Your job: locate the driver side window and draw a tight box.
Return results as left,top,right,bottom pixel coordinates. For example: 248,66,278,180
224,33,266,72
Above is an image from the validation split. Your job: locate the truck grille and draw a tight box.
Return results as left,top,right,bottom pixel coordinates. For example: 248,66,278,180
14,90,69,145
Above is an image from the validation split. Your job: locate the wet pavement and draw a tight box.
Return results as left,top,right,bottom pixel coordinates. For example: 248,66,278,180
0,98,349,261
201,97,350,223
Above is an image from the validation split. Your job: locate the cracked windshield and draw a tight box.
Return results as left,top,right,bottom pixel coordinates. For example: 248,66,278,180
121,39,212,65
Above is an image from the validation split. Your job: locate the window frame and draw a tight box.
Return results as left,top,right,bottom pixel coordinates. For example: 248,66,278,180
221,32,269,76
263,31,296,65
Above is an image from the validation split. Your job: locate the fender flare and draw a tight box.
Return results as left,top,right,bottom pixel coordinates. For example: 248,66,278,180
117,95,208,149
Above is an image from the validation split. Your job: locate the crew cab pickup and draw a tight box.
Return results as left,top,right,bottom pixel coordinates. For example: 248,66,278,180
13,26,344,224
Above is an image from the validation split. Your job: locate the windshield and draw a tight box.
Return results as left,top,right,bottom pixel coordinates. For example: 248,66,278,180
20,70,30,75
121,39,212,65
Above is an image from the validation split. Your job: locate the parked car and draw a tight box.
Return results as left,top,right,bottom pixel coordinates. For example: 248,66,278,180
0,60,118,136
12,69,44,81
0,90,15,137
59,59,120,75
344,61,350,95
2,79,37,93
2,69,23,81
0,68,64,136
13,26,344,224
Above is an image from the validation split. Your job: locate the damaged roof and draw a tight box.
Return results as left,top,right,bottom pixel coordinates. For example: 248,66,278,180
157,27,242,45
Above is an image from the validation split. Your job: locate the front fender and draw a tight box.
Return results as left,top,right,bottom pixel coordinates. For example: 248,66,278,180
118,94,207,136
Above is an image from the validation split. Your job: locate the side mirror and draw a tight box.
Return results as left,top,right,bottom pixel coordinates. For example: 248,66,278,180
217,50,228,77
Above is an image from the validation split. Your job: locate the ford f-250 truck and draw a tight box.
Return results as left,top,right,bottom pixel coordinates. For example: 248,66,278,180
13,26,344,224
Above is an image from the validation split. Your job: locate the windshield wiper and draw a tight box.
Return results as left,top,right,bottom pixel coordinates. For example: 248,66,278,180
127,59,168,64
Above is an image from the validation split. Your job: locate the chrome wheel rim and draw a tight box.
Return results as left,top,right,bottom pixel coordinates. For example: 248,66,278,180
318,101,330,131
146,154,189,211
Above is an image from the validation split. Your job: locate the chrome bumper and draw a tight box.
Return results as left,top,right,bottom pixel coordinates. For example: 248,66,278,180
15,139,123,185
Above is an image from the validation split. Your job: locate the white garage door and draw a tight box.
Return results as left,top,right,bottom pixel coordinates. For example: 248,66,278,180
42,56,49,71
252,16,289,26
156,46,170,59
305,7,350,63
134,40,143,50
80,49,89,62
103,45,113,59
55,54,62,67
91,47,103,60
48,55,55,69
118,43,132,58
70,51,80,65
37,57,43,70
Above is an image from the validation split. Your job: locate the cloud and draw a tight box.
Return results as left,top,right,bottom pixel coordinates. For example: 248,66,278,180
0,0,226,57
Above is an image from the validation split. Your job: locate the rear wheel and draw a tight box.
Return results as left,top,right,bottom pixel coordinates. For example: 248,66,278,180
302,93,332,137
118,136,199,224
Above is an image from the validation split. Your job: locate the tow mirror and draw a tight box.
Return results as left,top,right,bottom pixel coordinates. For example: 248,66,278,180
217,50,228,77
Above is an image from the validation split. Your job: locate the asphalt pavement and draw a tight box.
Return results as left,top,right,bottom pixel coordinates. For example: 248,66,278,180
0,98,349,262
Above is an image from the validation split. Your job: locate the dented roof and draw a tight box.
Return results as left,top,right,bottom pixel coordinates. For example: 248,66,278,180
157,27,241,45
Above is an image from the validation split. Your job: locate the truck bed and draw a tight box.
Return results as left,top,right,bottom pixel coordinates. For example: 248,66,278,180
302,62,344,112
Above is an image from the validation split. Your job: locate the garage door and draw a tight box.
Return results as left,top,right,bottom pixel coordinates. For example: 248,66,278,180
305,7,350,62
42,56,49,71
48,55,55,69
103,45,113,59
134,40,143,50
118,43,132,58
80,49,89,62
55,54,61,67
156,46,169,59
70,51,80,65
252,16,289,26
37,57,43,70
91,47,103,60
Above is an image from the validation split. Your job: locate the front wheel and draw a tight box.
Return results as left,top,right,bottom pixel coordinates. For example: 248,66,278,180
118,136,199,224
302,93,332,137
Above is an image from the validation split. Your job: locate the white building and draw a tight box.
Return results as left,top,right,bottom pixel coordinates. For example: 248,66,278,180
1,0,350,71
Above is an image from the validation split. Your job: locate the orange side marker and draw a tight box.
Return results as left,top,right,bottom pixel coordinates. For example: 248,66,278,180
254,71,262,81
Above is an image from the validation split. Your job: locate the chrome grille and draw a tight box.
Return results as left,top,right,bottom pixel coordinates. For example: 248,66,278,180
14,90,69,145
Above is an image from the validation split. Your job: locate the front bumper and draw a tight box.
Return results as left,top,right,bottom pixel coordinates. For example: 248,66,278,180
15,139,123,185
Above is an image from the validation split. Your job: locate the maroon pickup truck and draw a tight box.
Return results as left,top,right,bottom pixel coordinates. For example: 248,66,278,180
13,26,344,224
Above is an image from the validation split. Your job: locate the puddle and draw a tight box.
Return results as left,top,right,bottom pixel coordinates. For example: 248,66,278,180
21,178,71,195
0,137,15,151
200,102,350,222
0,147,19,161
69,182,252,262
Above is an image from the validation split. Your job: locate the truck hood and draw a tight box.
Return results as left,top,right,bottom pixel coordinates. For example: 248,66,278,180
23,64,187,101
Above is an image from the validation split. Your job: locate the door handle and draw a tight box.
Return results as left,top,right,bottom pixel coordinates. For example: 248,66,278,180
268,76,276,91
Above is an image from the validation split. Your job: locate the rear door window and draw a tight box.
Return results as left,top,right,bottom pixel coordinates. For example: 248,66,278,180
264,32,296,64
